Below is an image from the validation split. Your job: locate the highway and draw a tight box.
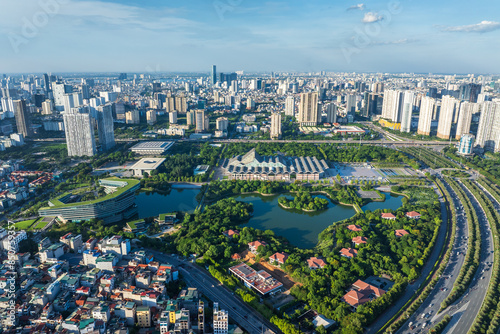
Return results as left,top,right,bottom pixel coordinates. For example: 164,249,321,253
149,250,280,334
213,139,450,146
397,177,469,333
398,178,494,334
30,136,452,146
438,181,494,334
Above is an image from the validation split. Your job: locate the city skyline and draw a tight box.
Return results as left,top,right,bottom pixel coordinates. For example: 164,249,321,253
1,0,500,74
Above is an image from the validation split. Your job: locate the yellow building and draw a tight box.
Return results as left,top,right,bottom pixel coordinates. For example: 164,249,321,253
379,119,401,130
136,306,151,328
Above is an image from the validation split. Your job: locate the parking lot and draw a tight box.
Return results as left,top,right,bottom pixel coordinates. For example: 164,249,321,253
333,163,383,182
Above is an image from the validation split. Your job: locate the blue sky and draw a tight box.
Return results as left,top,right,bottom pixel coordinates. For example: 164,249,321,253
0,0,499,74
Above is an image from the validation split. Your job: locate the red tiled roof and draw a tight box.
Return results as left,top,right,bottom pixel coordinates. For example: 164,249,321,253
340,248,358,258
352,236,368,245
248,240,267,249
406,211,421,218
381,213,397,219
269,252,288,264
347,225,362,231
343,280,386,307
395,229,409,237
307,257,327,269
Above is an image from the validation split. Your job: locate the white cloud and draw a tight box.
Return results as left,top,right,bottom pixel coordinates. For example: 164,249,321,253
362,12,383,23
442,21,500,33
347,4,365,11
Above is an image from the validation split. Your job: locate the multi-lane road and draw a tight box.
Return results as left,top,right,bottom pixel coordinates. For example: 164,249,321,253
439,181,494,334
31,136,452,146
398,179,494,334
149,250,280,334
396,177,491,334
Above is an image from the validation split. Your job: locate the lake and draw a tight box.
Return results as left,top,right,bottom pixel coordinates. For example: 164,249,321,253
135,188,402,249
135,187,200,218
235,192,403,249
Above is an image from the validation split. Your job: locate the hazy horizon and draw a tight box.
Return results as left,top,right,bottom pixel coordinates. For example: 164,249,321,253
1,0,499,74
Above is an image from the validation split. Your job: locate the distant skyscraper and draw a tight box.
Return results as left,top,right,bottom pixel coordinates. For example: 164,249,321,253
219,73,237,85
186,111,195,126
298,92,319,126
476,102,500,152
459,83,481,103
14,100,33,137
455,102,474,140
285,96,295,117
81,84,90,99
195,110,206,132
63,92,83,113
169,111,177,124
437,95,458,139
373,82,384,93
53,83,73,111
63,107,96,157
125,110,140,124
346,94,357,116
216,117,228,132
165,96,175,112
400,92,414,133
43,73,51,94
428,87,438,99
211,65,217,85
175,95,187,113
270,112,282,139
417,97,436,136
367,93,378,116
381,90,403,123
146,110,157,125
96,103,115,151
41,100,53,115
325,103,337,124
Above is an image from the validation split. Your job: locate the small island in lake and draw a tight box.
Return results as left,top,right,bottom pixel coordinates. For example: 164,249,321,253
278,191,329,212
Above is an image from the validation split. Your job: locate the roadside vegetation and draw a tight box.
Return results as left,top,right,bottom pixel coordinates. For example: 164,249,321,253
439,177,481,311
463,180,500,334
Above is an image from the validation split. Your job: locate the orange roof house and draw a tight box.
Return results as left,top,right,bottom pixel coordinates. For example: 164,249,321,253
347,225,363,232
223,229,240,238
406,211,421,219
307,257,327,269
394,229,409,237
394,230,409,238
269,252,289,265
381,213,397,220
340,248,358,258
342,279,386,309
248,241,268,253
352,236,368,245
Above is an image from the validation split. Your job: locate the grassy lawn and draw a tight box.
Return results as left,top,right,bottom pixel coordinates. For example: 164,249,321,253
45,178,140,208
14,219,38,230
442,170,470,178
394,186,438,206
31,220,50,230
